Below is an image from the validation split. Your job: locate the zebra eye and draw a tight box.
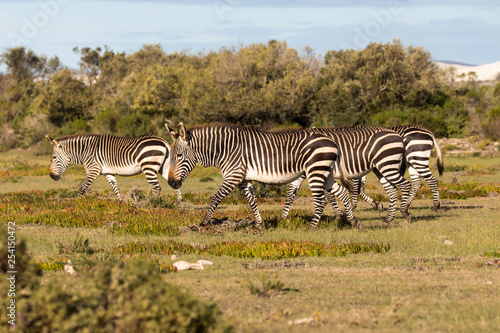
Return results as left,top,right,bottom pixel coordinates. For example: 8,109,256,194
177,153,183,159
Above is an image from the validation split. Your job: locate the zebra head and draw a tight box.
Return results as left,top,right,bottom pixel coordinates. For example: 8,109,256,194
165,122,195,190
46,135,70,181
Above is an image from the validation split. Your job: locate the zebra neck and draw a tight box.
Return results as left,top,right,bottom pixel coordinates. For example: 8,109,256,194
189,127,236,168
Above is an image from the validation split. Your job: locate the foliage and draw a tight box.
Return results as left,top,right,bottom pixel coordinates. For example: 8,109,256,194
246,273,286,297
2,40,500,150
20,260,231,332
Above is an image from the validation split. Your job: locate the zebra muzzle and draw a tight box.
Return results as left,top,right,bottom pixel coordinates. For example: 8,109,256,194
168,178,182,189
50,173,61,181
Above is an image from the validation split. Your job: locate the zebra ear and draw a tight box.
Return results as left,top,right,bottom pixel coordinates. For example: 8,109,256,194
165,123,179,140
45,135,60,147
178,123,187,140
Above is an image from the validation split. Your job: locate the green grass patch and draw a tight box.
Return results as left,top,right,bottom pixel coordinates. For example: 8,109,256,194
113,239,390,259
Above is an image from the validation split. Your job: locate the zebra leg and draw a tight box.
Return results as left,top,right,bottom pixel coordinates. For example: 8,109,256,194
351,177,360,209
406,166,422,210
105,175,121,201
238,182,263,227
323,171,359,228
200,177,242,226
357,175,383,211
142,169,161,197
420,168,441,211
175,189,182,202
78,165,101,198
378,177,399,223
282,175,306,219
325,191,342,220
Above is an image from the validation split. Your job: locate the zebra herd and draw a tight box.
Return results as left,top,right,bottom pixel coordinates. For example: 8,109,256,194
46,122,443,229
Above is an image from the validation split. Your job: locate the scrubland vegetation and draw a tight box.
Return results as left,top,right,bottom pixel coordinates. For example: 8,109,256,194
1,39,500,152
1,39,499,331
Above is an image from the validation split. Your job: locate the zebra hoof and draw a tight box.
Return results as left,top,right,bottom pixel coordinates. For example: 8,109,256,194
306,224,318,230
432,203,440,212
403,212,412,223
375,202,384,211
383,217,393,224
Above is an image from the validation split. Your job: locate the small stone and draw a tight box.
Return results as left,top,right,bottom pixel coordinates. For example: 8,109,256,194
444,240,453,246
173,261,191,271
171,254,177,260
64,261,75,275
288,317,315,325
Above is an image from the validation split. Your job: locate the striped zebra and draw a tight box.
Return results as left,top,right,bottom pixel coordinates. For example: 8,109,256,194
166,123,358,229
350,125,444,212
281,127,413,223
45,134,182,201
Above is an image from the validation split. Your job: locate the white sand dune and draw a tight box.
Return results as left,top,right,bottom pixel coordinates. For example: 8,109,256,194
434,61,500,81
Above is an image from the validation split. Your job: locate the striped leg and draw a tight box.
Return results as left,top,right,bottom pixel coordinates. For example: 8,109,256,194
141,165,161,197
78,164,101,198
355,176,383,211
323,171,359,228
282,175,306,219
406,166,422,210
238,182,263,227
351,177,361,209
377,173,412,223
105,175,121,201
421,169,441,211
325,191,342,220
378,177,398,223
175,189,182,202
200,176,243,226
407,164,440,211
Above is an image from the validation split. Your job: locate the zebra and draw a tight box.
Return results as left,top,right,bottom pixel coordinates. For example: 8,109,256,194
45,134,182,201
349,125,444,212
165,122,358,229
281,127,413,224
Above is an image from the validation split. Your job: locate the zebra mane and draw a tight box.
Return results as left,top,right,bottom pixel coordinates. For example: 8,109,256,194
54,133,107,142
54,133,160,142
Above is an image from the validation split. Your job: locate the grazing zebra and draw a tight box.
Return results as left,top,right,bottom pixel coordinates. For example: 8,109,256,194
350,125,444,212
166,123,358,229
46,134,182,201
281,127,413,223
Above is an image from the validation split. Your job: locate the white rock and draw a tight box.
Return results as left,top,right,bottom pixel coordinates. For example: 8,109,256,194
288,317,315,325
189,263,205,270
173,261,191,271
64,261,75,275
197,260,213,266
444,240,453,246
171,254,177,260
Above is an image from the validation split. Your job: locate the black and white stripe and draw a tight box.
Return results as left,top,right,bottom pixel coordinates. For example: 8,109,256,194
282,127,413,223
166,123,358,228
351,125,443,211
46,134,181,200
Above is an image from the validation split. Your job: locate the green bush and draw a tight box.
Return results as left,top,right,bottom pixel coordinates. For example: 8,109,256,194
18,259,232,332
0,224,232,332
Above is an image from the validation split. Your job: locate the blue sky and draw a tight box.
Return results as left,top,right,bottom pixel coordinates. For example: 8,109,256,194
1,0,499,70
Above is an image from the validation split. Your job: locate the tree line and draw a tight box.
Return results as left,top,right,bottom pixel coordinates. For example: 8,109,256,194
1,39,499,152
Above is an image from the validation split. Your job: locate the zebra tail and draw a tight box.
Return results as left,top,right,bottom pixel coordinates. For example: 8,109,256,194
433,136,444,176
